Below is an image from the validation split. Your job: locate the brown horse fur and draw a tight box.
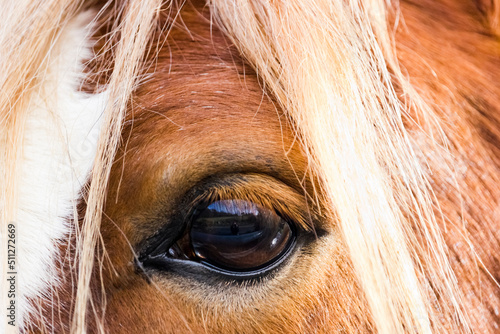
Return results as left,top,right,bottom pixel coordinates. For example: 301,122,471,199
4,0,500,333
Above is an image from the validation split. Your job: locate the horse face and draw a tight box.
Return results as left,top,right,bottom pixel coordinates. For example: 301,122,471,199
9,0,500,333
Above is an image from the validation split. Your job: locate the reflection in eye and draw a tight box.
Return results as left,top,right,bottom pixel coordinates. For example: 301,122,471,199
170,199,295,273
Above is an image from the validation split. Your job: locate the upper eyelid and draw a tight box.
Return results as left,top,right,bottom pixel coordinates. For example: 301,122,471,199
186,173,317,232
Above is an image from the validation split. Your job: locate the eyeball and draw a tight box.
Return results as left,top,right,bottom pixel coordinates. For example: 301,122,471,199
185,199,295,272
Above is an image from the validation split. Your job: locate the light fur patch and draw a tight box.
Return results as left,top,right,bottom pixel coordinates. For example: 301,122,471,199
15,12,106,329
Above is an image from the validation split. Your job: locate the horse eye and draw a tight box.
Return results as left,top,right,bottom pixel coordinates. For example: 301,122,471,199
170,199,296,274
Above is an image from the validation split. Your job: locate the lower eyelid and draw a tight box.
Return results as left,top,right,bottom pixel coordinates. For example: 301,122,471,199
139,234,304,282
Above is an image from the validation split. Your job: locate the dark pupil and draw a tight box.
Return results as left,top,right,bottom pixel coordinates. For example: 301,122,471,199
190,200,293,272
